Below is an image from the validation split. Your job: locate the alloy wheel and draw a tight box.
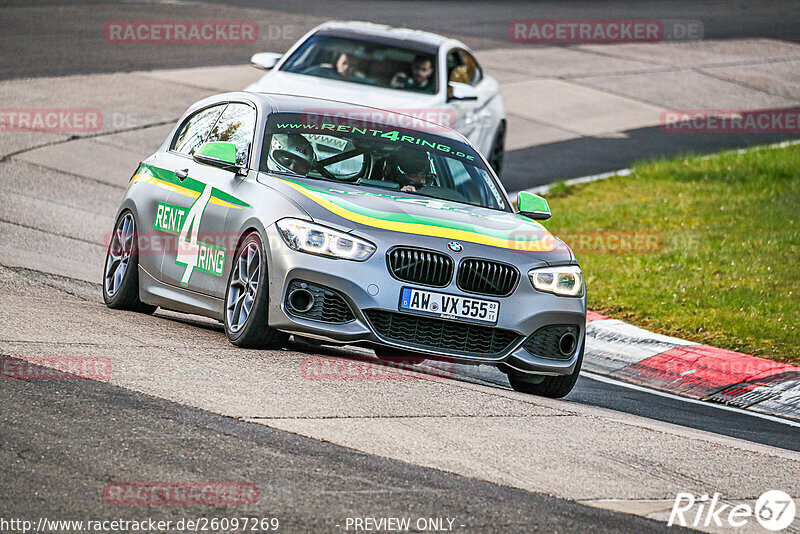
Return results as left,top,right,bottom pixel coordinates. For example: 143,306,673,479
104,213,135,297
226,241,260,332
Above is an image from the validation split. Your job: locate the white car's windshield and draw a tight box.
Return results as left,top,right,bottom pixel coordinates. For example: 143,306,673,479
280,34,438,95
260,113,508,211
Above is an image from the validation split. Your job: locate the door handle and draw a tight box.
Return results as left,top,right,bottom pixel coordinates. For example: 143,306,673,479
175,168,189,181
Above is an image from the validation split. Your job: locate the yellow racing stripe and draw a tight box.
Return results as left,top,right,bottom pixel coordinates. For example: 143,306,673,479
130,173,243,209
277,178,556,251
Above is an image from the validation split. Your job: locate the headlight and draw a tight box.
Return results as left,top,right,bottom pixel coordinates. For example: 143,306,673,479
276,218,376,261
529,265,584,297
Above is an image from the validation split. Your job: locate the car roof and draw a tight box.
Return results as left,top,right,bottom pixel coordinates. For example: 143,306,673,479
312,20,462,51
243,91,469,144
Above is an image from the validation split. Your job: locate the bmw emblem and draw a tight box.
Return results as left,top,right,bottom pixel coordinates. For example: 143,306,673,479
448,242,463,253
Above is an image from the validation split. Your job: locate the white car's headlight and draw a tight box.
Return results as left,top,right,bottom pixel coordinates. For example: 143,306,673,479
276,219,376,261
529,265,584,297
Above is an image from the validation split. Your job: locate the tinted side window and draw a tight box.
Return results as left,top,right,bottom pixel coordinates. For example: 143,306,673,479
204,103,257,167
171,105,225,156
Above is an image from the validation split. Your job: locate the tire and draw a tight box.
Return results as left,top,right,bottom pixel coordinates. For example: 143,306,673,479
507,343,584,398
373,345,427,365
103,210,157,314
488,121,505,176
224,232,288,349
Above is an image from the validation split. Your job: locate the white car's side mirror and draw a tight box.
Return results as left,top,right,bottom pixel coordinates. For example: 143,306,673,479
250,52,282,70
447,81,478,102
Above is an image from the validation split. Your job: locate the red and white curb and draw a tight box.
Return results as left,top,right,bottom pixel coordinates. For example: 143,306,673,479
422,310,799,423
506,148,800,423
584,311,800,422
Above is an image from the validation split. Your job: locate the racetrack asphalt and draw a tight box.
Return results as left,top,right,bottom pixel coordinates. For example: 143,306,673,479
1,265,799,532
0,354,687,533
1,2,800,531
2,0,799,80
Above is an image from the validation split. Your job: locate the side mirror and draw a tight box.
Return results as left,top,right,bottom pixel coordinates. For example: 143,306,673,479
193,142,245,175
447,81,478,102
250,52,282,70
517,191,551,220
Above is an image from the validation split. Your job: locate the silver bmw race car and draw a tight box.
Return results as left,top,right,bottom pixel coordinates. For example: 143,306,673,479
103,92,586,397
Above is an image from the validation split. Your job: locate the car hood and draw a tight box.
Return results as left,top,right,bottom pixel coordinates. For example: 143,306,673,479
247,71,440,114
259,174,574,263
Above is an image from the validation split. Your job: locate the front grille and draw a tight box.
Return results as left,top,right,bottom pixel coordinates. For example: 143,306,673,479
365,309,520,357
523,325,580,360
456,259,520,296
387,247,454,287
285,280,355,324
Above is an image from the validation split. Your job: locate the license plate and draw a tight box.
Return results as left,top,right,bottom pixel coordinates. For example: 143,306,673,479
399,287,499,324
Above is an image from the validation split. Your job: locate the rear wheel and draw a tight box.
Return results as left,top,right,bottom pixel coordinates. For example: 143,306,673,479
488,121,505,176
224,232,288,349
507,344,583,398
103,210,157,314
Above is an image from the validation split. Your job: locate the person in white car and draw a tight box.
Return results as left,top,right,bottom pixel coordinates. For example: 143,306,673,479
390,55,435,92
333,52,368,81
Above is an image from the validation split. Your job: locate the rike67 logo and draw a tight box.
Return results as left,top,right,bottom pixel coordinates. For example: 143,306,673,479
668,490,796,531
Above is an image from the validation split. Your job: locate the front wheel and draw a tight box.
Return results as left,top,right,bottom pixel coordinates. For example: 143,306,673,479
224,232,288,349
507,344,583,398
103,210,156,314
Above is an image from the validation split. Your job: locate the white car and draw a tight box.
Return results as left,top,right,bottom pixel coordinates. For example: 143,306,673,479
246,21,507,174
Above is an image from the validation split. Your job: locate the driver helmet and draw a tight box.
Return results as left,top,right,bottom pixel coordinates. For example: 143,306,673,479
384,148,434,187
268,134,316,174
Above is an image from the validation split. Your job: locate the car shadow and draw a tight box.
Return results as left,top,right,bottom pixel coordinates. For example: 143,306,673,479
153,309,225,332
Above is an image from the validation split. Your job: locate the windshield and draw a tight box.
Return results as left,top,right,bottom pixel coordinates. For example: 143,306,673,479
260,113,508,211
280,35,438,95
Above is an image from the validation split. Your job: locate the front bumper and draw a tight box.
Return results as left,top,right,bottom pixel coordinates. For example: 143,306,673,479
264,225,586,376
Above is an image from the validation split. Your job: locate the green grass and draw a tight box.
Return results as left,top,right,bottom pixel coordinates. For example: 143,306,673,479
540,143,800,365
